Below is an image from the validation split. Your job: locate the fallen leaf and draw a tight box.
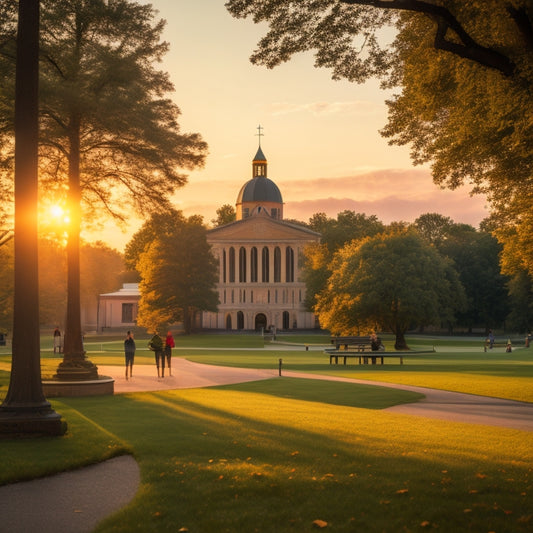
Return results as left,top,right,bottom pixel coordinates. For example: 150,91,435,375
312,519,328,528
420,521,431,527
396,489,409,494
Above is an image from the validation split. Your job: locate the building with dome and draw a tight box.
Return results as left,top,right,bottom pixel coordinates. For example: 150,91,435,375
201,142,321,331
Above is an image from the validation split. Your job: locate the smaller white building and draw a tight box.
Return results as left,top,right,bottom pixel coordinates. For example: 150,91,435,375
97,283,140,331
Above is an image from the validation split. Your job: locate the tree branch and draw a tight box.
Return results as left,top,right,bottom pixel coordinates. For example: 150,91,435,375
340,0,516,75
506,3,533,50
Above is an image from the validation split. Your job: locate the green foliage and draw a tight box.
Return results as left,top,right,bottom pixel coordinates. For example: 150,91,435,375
135,213,219,334
227,0,533,289
506,270,533,333
210,204,236,227
303,211,385,309
124,207,184,271
414,212,454,247
437,225,510,331
0,0,207,227
315,229,466,348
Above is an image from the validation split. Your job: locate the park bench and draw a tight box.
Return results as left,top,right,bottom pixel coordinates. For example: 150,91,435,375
325,348,404,365
330,335,372,351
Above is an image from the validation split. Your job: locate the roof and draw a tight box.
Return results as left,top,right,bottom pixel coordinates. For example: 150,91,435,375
207,215,321,240
253,146,266,162
100,283,140,298
236,176,283,204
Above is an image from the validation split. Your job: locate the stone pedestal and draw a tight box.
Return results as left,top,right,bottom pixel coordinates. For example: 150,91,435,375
42,377,114,398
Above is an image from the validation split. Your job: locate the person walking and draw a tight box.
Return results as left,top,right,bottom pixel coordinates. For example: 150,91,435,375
148,332,164,378
124,331,135,380
164,331,175,377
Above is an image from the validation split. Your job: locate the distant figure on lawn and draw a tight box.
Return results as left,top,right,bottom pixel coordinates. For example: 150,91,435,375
124,331,136,380
164,331,175,377
149,332,164,378
53,327,62,354
488,330,495,350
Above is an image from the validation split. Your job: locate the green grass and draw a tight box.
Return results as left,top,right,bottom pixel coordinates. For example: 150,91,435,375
34,383,533,532
1,334,532,531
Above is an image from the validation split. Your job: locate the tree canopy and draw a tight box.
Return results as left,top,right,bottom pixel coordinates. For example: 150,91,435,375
132,211,219,334
0,0,207,372
211,204,236,227
227,0,533,277
314,228,465,348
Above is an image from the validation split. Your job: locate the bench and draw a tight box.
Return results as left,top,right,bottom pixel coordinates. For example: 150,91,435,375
325,349,404,365
330,336,372,351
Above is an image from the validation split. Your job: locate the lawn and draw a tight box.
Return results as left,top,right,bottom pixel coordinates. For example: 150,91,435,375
0,334,532,531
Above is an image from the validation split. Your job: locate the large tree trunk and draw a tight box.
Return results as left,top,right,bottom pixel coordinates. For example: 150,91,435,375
394,329,409,350
0,0,63,435
55,115,98,380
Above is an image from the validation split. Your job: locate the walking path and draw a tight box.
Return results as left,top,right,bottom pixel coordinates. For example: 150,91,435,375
1,359,531,533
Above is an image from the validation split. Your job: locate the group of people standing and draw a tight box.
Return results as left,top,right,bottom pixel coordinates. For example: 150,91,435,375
148,331,175,378
123,330,175,380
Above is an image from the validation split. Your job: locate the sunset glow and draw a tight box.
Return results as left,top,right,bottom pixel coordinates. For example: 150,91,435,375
86,0,489,250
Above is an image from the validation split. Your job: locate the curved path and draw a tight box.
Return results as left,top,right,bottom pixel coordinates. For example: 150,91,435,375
107,359,533,431
1,359,531,533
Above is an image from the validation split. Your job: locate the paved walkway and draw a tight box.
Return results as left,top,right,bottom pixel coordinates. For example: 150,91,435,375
1,359,532,533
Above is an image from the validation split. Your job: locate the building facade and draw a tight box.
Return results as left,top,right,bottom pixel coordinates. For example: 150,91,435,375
202,145,320,331
97,283,140,331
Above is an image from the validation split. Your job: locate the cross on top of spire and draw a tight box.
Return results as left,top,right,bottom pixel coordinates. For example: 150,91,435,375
256,124,264,146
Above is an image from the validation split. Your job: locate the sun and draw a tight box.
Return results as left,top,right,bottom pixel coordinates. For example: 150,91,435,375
50,204,64,218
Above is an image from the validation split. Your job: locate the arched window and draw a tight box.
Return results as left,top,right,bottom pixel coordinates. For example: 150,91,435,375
222,249,227,283
239,247,246,282
274,246,281,282
262,247,269,282
250,247,258,282
283,311,290,330
229,247,235,283
237,311,244,330
285,247,294,282
226,314,232,330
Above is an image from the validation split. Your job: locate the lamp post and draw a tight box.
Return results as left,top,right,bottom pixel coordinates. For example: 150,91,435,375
0,0,63,436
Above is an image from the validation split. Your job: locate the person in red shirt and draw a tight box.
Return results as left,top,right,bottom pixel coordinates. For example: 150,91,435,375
164,331,175,377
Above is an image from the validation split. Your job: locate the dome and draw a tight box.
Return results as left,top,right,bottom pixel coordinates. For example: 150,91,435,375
236,176,283,204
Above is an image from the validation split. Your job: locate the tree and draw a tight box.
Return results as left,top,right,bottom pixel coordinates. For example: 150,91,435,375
414,213,453,248
308,210,385,254
0,0,63,435
315,229,465,348
124,207,185,272
303,211,384,309
135,213,219,334
506,270,533,334
211,204,236,227
227,1,533,278
436,224,510,333
0,1,207,379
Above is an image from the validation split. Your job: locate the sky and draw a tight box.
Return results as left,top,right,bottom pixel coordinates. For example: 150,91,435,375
90,0,488,250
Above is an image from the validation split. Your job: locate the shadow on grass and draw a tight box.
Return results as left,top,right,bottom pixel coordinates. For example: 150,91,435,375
64,390,532,533
211,377,424,409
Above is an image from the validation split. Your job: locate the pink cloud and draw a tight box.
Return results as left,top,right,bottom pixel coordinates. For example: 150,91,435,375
275,168,488,226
